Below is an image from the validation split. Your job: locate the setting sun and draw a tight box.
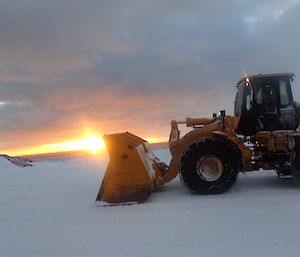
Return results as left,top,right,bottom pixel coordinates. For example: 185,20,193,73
80,136,106,154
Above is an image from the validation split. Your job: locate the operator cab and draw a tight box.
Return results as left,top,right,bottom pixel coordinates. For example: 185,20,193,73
235,73,297,136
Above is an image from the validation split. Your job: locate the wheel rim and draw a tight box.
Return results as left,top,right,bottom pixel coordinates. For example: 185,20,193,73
196,156,223,181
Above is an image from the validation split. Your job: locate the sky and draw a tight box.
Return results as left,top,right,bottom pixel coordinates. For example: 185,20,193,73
1,0,300,154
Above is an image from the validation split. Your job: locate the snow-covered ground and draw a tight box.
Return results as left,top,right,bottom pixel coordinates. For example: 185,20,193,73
1,149,300,257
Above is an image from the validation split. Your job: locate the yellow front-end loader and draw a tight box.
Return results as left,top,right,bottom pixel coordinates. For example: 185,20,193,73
96,73,300,205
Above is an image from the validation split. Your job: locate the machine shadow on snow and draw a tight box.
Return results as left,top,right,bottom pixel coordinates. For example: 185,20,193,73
158,172,298,199
235,172,299,192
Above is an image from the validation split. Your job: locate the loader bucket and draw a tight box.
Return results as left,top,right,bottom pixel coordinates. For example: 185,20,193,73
96,132,164,205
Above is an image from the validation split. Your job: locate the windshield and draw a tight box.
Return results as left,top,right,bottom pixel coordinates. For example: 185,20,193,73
262,84,276,113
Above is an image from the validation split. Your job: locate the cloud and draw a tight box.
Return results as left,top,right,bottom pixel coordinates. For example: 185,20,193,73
0,0,300,153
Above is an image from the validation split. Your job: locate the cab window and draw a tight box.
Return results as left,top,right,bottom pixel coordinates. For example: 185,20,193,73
244,86,252,111
279,80,290,106
256,87,262,104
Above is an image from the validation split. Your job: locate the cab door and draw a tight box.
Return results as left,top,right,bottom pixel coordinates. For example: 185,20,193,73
235,82,255,136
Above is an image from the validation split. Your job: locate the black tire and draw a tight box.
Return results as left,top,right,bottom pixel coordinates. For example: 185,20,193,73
275,167,292,178
292,136,300,182
179,137,241,194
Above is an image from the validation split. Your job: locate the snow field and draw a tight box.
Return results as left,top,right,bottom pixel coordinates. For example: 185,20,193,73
1,149,300,257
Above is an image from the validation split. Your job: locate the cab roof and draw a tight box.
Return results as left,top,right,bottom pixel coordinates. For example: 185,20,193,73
237,73,295,85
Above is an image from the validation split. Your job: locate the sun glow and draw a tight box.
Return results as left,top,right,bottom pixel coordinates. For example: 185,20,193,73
52,136,105,154
4,133,168,157
5,135,106,156
144,137,168,143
